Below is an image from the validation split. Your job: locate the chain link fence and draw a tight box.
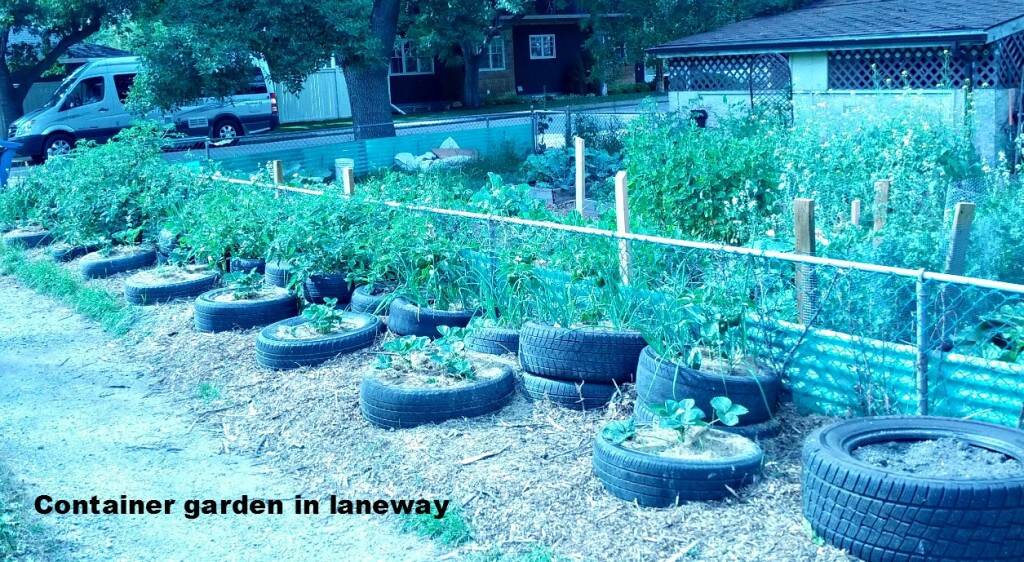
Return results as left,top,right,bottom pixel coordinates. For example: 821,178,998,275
353,199,1024,428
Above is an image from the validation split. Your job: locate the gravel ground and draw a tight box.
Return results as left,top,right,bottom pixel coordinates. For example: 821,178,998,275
40,253,854,561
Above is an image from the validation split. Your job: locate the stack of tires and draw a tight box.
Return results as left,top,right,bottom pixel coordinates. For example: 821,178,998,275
518,322,646,410
633,346,782,439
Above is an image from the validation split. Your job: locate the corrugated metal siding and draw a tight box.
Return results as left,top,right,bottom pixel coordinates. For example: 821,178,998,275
752,319,1024,426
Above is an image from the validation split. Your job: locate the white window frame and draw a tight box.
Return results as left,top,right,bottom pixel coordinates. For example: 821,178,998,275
481,39,506,72
391,39,435,76
529,34,556,60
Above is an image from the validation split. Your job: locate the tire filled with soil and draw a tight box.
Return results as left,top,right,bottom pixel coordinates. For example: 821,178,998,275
593,426,764,507
520,372,619,410
303,272,353,305
229,256,266,274
193,287,298,333
80,248,158,279
255,313,380,370
634,346,781,424
518,322,646,383
349,284,394,315
3,228,54,249
360,366,515,429
124,269,219,305
634,401,782,440
50,243,100,263
387,297,475,339
802,416,1024,562
264,260,293,289
465,326,520,355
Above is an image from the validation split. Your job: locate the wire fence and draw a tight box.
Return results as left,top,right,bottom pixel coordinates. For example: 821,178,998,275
219,171,1024,429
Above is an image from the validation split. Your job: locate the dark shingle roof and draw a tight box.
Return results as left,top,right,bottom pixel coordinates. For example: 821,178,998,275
650,0,1024,56
9,29,128,61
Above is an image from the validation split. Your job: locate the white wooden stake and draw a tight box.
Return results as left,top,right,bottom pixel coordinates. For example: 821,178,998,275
270,160,285,185
342,166,355,196
614,171,631,285
850,198,862,226
574,136,585,215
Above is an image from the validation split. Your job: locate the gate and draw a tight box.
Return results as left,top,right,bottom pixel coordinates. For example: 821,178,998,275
748,53,793,124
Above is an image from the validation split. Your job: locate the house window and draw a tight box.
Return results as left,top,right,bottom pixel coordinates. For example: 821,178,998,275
481,39,506,72
391,39,434,76
529,35,556,60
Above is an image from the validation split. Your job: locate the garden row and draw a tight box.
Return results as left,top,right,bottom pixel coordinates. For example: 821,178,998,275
5,123,1024,560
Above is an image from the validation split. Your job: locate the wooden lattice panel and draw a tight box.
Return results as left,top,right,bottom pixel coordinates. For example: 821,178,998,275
827,41,1024,90
667,55,759,91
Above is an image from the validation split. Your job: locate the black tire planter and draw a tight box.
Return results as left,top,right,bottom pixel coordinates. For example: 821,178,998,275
156,229,180,264
255,313,380,370
303,272,353,305
465,326,520,355
3,229,53,248
593,428,764,507
518,322,646,383
229,257,266,274
349,284,393,315
633,402,782,440
520,373,618,411
359,366,515,429
80,248,157,279
193,287,298,333
264,260,292,288
124,271,219,306
803,416,1024,562
635,346,781,424
387,298,475,339
50,244,99,263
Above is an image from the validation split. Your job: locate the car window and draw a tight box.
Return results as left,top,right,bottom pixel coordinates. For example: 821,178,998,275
114,73,136,104
61,77,105,110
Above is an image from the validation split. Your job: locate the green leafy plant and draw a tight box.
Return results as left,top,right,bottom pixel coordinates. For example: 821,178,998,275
964,303,1024,363
301,298,355,335
603,397,749,450
375,330,476,382
225,271,265,300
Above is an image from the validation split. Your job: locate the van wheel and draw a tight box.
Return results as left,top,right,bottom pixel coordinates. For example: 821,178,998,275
212,118,243,140
43,133,75,160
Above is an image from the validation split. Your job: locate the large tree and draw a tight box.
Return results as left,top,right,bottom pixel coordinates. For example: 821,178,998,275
0,0,140,136
130,0,402,139
409,0,531,109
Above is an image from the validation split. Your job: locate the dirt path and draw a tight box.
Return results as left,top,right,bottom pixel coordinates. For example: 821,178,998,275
0,277,433,562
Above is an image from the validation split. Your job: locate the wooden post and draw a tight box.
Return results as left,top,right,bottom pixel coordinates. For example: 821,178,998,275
794,198,818,324
850,198,862,226
270,160,285,185
574,136,585,215
938,202,976,351
341,166,355,196
944,202,975,275
873,179,890,229
614,171,631,285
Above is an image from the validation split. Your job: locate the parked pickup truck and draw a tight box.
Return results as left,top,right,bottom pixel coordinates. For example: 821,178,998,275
9,56,279,163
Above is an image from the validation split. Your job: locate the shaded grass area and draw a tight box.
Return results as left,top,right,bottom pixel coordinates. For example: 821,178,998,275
399,505,472,547
0,465,61,561
0,246,137,335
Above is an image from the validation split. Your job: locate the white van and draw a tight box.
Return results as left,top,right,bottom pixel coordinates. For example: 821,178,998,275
9,56,279,162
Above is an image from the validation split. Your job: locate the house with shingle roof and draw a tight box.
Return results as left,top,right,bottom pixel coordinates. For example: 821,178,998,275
650,0,1024,161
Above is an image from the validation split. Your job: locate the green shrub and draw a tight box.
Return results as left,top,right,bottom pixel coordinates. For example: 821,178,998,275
5,123,212,248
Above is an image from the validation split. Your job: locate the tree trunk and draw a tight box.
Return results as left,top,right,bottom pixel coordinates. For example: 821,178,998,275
655,59,665,93
0,82,23,140
462,44,483,109
344,65,395,139
346,0,401,140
